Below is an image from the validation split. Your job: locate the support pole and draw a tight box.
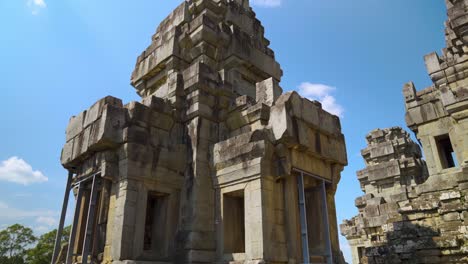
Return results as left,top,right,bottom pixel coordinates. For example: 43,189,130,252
81,175,99,264
297,172,310,264
66,183,84,264
321,181,333,264
51,171,73,264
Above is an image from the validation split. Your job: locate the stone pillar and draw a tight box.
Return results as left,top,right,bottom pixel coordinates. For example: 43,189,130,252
111,179,139,260
283,173,302,262
321,181,333,264
177,117,216,262
245,179,264,260
296,172,309,263
326,188,342,262
260,176,287,262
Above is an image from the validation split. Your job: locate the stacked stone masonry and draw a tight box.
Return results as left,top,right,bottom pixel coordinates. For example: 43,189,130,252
341,1,468,263
55,1,349,264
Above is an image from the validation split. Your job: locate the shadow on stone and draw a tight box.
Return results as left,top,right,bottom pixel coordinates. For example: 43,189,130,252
361,220,441,264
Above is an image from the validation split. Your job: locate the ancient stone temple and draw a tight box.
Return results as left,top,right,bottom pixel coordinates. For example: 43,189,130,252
341,1,468,263
52,0,348,263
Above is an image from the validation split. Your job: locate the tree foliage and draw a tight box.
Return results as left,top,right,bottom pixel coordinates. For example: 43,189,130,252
26,226,70,264
0,224,36,264
0,224,71,264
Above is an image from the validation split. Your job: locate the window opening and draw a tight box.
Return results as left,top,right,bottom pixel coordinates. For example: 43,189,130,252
436,135,458,169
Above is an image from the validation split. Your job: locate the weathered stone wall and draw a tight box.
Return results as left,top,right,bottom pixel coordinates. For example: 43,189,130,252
59,1,348,264
341,1,468,263
341,128,467,263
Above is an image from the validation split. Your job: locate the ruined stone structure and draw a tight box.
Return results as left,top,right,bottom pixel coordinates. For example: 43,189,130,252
52,1,348,263
341,1,468,263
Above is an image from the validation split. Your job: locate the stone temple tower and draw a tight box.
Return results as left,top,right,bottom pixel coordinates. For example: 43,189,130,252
341,1,468,263
53,1,348,263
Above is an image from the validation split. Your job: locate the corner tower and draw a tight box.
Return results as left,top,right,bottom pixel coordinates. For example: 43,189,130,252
403,0,468,174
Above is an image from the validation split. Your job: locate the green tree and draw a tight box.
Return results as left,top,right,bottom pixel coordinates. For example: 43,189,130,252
26,226,71,264
0,224,36,264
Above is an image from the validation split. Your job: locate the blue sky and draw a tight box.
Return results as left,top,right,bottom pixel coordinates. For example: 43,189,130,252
0,0,446,262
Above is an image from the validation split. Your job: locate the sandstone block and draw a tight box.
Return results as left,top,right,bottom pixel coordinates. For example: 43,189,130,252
84,96,123,128
256,77,282,106
66,110,86,141
424,52,442,75
440,191,461,201
126,101,150,125
403,82,417,102
442,212,461,221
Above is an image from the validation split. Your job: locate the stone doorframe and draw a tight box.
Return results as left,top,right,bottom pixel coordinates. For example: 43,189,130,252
293,168,333,264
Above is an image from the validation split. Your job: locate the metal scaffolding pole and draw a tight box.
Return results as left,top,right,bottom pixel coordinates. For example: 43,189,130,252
321,181,333,264
293,168,333,264
66,183,84,264
81,175,99,264
297,172,310,264
51,171,73,264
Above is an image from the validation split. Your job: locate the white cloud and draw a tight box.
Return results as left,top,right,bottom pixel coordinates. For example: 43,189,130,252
34,216,57,234
35,225,51,234
36,216,57,226
0,201,57,220
297,82,344,117
298,83,335,98
251,0,282,8
0,201,58,234
27,0,47,15
0,156,48,185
